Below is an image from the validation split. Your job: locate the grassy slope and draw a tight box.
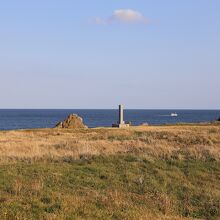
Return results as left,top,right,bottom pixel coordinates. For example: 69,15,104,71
0,125,220,219
0,156,219,220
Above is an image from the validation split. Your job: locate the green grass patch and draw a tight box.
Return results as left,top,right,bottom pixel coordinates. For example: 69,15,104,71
0,155,219,219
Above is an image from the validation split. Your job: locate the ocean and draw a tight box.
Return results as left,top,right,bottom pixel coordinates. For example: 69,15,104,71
0,109,219,130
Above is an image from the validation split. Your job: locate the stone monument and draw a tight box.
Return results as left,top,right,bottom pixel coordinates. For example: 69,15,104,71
112,104,130,128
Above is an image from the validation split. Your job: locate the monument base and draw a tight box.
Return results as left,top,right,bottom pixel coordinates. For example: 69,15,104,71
112,123,130,128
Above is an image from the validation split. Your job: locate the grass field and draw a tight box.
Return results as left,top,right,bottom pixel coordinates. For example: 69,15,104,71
0,124,219,219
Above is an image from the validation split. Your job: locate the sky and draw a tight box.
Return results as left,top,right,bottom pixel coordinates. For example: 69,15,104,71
0,0,220,109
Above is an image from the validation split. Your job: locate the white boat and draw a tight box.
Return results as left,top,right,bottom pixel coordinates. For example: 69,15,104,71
171,113,178,117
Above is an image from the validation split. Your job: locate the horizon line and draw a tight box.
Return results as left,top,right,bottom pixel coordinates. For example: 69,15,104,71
0,108,220,111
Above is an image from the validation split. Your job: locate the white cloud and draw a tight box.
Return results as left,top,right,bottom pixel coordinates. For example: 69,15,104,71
110,9,147,23
92,9,148,25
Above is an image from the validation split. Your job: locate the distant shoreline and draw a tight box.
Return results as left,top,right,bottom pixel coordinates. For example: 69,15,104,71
0,121,220,132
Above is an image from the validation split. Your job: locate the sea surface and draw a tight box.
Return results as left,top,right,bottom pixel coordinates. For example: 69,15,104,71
0,109,219,130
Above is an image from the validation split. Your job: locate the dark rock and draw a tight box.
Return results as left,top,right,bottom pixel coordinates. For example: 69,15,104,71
55,114,87,129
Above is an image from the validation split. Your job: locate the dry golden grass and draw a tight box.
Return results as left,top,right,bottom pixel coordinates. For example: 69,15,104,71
0,124,219,162
0,124,219,219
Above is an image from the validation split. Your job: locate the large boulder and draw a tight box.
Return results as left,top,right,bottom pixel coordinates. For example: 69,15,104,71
55,114,87,129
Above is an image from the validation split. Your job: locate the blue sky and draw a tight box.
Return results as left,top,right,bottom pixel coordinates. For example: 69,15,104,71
0,0,219,109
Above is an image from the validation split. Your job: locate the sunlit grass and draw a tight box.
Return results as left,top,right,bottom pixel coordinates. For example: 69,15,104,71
0,155,219,219
0,124,220,219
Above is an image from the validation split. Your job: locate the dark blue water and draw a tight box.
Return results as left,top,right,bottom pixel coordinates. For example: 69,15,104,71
0,109,219,130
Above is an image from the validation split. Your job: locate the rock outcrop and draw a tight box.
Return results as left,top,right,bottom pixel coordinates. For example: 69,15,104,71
55,114,87,129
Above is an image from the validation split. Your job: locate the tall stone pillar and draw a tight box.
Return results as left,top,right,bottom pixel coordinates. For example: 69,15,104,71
112,104,130,128
119,104,124,125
